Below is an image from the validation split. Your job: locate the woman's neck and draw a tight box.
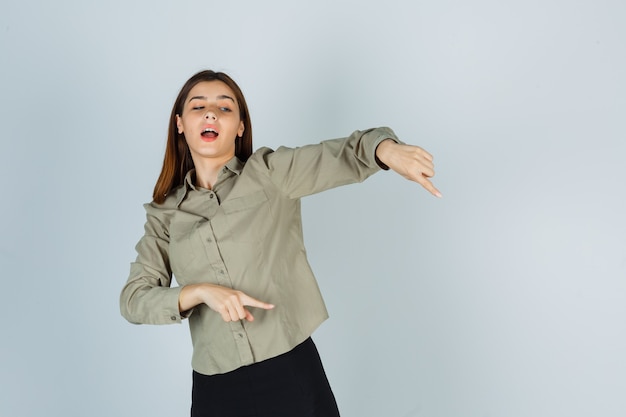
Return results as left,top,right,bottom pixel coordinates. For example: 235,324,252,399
192,155,232,189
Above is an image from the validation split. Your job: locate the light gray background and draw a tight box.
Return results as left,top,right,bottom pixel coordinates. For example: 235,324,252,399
2,1,625,416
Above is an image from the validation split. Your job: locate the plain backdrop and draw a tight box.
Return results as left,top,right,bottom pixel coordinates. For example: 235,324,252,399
1,1,625,416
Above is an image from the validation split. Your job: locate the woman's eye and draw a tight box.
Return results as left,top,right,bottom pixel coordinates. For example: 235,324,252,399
219,107,232,112
192,106,204,110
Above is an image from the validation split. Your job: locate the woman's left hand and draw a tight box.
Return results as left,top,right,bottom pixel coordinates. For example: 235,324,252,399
376,139,442,198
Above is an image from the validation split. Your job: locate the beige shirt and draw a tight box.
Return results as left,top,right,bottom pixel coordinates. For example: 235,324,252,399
120,127,399,375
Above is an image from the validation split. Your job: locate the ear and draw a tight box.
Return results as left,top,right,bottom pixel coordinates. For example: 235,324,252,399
238,120,245,137
176,115,184,134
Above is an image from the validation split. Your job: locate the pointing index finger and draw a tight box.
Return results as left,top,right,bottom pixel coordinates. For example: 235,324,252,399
417,176,442,198
242,294,275,310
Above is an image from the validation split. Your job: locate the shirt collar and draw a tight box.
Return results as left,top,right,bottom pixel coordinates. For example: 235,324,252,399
224,156,244,175
173,157,243,207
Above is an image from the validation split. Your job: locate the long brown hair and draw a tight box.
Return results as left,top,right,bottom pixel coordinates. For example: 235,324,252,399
152,70,253,204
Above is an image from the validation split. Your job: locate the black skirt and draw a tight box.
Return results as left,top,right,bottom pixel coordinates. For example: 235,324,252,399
191,338,341,417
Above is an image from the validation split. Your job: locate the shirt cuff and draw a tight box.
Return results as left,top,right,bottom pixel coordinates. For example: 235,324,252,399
372,129,403,170
164,286,190,323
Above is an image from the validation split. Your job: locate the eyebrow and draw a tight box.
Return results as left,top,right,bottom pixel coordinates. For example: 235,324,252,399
188,94,236,103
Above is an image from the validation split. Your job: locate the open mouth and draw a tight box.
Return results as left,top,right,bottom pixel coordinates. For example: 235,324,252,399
201,127,218,139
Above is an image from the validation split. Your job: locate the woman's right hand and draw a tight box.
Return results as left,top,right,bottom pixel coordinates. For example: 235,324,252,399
179,283,275,322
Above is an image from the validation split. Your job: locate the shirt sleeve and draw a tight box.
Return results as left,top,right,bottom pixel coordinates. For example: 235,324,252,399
258,127,401,199
119,204,189,325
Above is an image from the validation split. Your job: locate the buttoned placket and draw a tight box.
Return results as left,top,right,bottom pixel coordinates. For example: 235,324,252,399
196,170,255,365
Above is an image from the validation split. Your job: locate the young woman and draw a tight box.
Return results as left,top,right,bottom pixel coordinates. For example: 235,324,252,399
120,70,441,417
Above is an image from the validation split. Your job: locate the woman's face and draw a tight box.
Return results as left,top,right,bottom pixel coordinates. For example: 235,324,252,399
176,81,245,164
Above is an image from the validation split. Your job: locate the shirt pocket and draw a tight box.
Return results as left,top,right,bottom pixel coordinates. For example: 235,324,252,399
221,190,272,243
168,213,203,278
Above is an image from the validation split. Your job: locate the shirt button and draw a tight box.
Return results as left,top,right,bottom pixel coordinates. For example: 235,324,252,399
170,316,177,321
207,238,212,243
238,333,244,338
219,270,225,275
209,194,214,199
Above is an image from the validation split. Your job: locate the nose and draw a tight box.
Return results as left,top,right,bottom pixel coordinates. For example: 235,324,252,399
205,111,217,121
